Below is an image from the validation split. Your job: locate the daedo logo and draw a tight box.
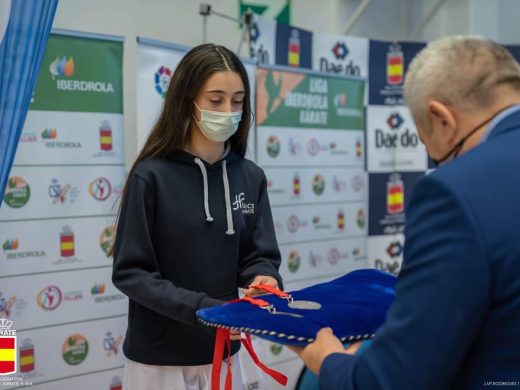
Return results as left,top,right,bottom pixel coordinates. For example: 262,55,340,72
387,241,404,258
319,41,361,76
375,112,418,149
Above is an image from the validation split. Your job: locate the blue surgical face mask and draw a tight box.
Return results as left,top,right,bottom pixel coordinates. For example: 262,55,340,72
193,102,243,143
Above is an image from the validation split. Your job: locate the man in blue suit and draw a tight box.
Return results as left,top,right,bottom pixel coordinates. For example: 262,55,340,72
291,36,520,388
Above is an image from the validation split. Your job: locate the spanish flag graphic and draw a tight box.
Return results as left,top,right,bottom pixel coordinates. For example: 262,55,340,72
100,128,113,151
387,45,404,85
387,176,404,215
19,343,34,373
0,337,16,375
60,229,75,258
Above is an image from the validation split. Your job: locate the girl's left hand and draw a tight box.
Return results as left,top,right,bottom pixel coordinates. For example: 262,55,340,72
243,275,279,297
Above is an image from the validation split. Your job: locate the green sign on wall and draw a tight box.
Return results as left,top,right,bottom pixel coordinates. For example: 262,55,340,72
30,34,123,113
256,67,365,130
239,0,291,25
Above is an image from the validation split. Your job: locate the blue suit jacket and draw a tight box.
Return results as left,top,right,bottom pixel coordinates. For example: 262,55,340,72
320,110,520,389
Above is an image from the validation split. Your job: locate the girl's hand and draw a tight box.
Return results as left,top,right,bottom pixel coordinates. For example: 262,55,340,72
243,275,279,297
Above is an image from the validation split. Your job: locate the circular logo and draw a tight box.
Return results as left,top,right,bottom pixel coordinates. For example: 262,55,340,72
351,175,364,192
37,285,62,310
4,177,31,208
287,251,301,273
266,135,281,158
312,174,325,195
357,209,366,229
307,139,319,156
62,334,89,365
155,65,172,97
287,215,300,233
328,248,340,265
270,343,283,356
89,177,112,201
308,251,322,268
99,225,116,256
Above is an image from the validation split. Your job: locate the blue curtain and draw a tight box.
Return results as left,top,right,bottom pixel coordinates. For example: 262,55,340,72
0,0,58,203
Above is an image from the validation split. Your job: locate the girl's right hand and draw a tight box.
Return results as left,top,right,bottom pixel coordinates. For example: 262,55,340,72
230,330,241,340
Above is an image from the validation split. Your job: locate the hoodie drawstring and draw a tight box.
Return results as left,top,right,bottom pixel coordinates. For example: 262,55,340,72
222,160,235,235
194,158,214,222
194,157,235,236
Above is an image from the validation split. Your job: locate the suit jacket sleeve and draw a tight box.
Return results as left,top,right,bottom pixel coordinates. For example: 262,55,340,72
237,174,283,290
319,174,491,389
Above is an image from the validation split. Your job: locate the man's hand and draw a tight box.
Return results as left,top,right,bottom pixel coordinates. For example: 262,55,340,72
243,275,278,297
288,328,362,374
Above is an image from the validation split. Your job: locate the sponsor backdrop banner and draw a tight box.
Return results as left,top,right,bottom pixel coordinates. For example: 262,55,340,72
136,38,257,160
250,22,431,385
255,64,367,372
0,31,125,387
366,40,427,295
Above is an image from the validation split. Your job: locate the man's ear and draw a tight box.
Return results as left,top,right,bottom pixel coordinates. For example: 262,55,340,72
428,100,458,144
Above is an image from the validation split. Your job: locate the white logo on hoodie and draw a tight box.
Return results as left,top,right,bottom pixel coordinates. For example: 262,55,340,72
232,192,255,214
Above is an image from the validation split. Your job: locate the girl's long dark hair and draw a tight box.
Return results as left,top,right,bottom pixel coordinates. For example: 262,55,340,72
109,44,252,256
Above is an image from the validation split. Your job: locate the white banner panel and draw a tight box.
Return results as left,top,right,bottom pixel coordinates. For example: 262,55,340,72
0,267,126,330
0,166,124,221
14,316,126,386
367,234,405,276
1,217,115,277
249,14,277,65
257,126,364,167
266,167,367,206
15,111,124,165
312,32,369,78
272,202,367,245
366,105,427,172
278,237,367,283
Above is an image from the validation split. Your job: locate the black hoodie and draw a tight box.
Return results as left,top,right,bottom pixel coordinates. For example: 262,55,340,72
112,148,283,365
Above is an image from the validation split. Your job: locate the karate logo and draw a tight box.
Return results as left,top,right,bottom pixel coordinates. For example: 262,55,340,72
0,319,17,375
232,193,255,214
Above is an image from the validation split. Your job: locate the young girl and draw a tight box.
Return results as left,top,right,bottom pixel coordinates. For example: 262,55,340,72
112,44,283,389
